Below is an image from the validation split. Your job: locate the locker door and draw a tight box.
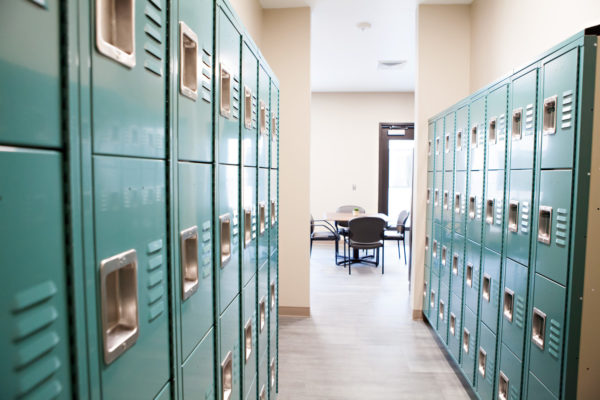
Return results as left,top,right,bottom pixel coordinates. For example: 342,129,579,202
259,353,269,400
460,306,478,385
177,0,214,163
219,296,241,400
467,170,484,244
0,150,73,399
444,111,455,172
497,344,522,400
0,0,61,148
427,122,435,171
469,96,486,171
480,249,501,334
428,273,439,328
218,164,240,314
448,293,463,363
540,48,579,170
258,65,270,168
451,233,465,299
178,162,214,359
93,156,169,399
423,265,431,318
486,83,509,171
243,279,257,399
527,371,558,400
269,169,278,262
506,169,534,266
534,169,572,286
453,170,467,235
483,169,505,253
242,167,258,287
440,227,453,288
432,224,442,277
476,323,497,400
270,84,279,170
437,283,449,343
443,171,454,231
464,240,482,314
435,118,445,172
268,348,278,399
258,263,269,361
426,171,434,224
258,168,270,269
182,329,215,400
455,105,469,171
217,8,242,165
501,259,528,360
242,43,258,167
434,171,444,225
510,68,538,170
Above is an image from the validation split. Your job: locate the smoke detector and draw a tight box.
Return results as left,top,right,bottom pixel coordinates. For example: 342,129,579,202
378,60,407,70
356,21,372,31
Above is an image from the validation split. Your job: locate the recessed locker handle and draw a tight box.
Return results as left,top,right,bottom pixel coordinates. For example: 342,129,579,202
270,357,276,388
423,281,428,298
438,300,445,321
498,371,509,400
259,385,266,400
449,313,456,336
466,263,473,288
462,328,470,353
271,115,278,142
100,249,139,365
478,347,487,377
430,290,436,308
435,137,440,155
426,188,431,204
532,307,547,350
482,274,491,302
543,95,557,135
452,254,459,276
538,206,552,244
456,130,462,150
259,297,266,332
270,200,276,226
508,201,519,233
454,193,461,214
469,196,476,219
503,288,514,322
221,351,233,400
485,199,495,224
441,246,447,266
244,318,253,363
270,281,276,310
259,202,266,235
434,189,439,206
220,214,232,267
244,208,252,248
179,22,199,100
488,117,497,144
220,64,232,118
443,191,449,209
96,0,136,67
471,125,478,148
244,86,253,129
259,100,267,135
512,107,523,140
180,226,199,300
445,133,450,153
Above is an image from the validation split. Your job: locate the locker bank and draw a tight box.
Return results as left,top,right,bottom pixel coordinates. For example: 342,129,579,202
0,0,279,399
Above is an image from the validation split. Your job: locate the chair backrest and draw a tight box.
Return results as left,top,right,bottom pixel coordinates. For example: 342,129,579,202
348,216,386,243
336,205,365,228
396,210,409,232
310,214,315,234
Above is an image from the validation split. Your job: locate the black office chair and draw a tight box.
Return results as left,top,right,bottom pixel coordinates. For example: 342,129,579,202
383,211,410,264
343,216,386,275
310,215,340,262
335,205,365,234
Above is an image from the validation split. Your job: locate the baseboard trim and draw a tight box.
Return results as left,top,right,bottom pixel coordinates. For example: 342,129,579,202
279,306,311,317
412,309,424,320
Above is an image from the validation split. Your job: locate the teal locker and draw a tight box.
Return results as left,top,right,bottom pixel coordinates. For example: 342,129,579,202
246,378,257,400
467,170,484,244
243,279,258,399
93,156,169,399
269,250,278,311
497,344,522,400
460,306,478,385
156,383,172,400
427,122,435,171
258,65,271,168
442,171,454,230
444,111,455,172
270,83,279,170
448,293,463,362
428,273,439,328
483,169,505,253
242,167,258,287
528,273,566,398
178,162,214,359
242,43,259,167
268,350,277,399
465,240,482,314
540,47,579,170
269,169,278,259
91,0,166,158
510,68,538,170
480,248,501,334
424,229,432,274
505,169,534,266
435,118,445,172
219,296,241,400
217,6,242,165
258,263,269,360
258,168,270,269
469,96,486,171
476,323,497,400
455,105,469,171
0,150,73,399
259,353,269,400
501,259,528,361
182,329,215,400
451,233,465,299
486,83,509,171
453,170,467,235
432,223,442,276
527,371,558,400
218,164,240,314
423,265,431,317
434,171,444,224
534,169,572,286
426,171,434,223
177,0,214,163
440,227,453,288
0,0,61,148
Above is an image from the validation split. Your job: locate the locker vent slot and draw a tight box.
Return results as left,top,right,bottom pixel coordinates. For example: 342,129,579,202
478,348,487,378
521,202,530,233
482,274,491,302
259,297,266,332
244,86,253,129
441,246,447,266
259,202,266,235
485,199,495,225
452,254,459,276
445,134,450,153
96,0,136,67
503,288,514,322
219,214,232,267
435,137,440,155
220,64,232,118
498,372,509,400
532,307,546,350
471,126,478,148
555,208,569,247
432,240,438,259
221,351,233,400
456,130,462,151
244,319,253,363
548,319,562,359
508,201,519,232
488,117,497,144
259,385,266,400
259,101,267,135
271,200,276,226
244,209,252,248
443,191,449,210
512,108,523,140
425,235,429,251
180,226,199,300
449,313,456,336
466,263,473,287
454,193,461,215
430,290,436,308
179,22,198,100
469,196,476,219
434,189,439,206
439,300,444,321
201,48,212,103
538,206,552,244
428,140,432,156
100,250,139,364
543,95,557,135
270,358,276,388
270,281,276,310
561,91,573,129
525,103,535,134
232,76,240,119
427,188,431,204
463,328,470,353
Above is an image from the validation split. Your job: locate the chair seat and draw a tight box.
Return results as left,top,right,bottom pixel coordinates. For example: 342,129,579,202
383,231,404,240
347,239,382,249
312,231,337,240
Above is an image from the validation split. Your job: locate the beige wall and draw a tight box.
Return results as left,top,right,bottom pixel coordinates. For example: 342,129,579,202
412,5,471,313
228,0,263,46
310,92,414,218
470,0,600,91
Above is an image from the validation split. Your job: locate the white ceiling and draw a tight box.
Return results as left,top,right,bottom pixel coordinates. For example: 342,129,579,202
260,0,472,92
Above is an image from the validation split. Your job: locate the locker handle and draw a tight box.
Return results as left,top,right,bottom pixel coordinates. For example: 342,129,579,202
463,328,470,353
482,274,491,302
503,288,514,323
259,296,266,332
179,22,199,101
270,357,276,388
270,200,276,227
244,318,253,363
423,281,428,298
434,189,439,206
543,95,557,135
220,214,232,268
478,347,487,378
438,300,444,321
435,137,440,155
259,385,266,400
443,191,449,210
466,263,473,287
456,130,462,151
452,254,459,276
220,64,232,118
244,86,253,129
498,371,509,400
538,206,552,245
532,307,546,350
259,100,267,135
427,188,431,204
259,202,266,235
425,235,429,251
430,290,436,309
180,226,199,301
100,249,139,365
468,196,476,219
432,240,438,259
470,125,478,148
449,312,456,336
243,208,252,248
485,199,495,225
271,115,278,143
441,246,447,266
221,351,233,400
508,201,519,233
454,193,461,215
96,0,136,68
270,281,276,310
444,133,450,153
428,140,432,156
512,107,523,140
488,117,497,144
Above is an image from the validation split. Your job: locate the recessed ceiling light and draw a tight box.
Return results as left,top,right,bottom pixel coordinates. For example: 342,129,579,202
378,60,407,69
356,21,372,31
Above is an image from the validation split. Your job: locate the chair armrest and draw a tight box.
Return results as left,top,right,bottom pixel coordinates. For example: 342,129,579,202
312,222,339,238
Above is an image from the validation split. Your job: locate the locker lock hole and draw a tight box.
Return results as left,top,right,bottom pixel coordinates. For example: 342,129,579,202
435,137,440,155
270,281,276,310
423,281,428,298
512,108,523,140
428,140,432,156
543,95,557,135
503,288,514,323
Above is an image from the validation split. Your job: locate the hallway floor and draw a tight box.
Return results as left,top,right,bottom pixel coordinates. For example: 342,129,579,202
277,242,474,400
